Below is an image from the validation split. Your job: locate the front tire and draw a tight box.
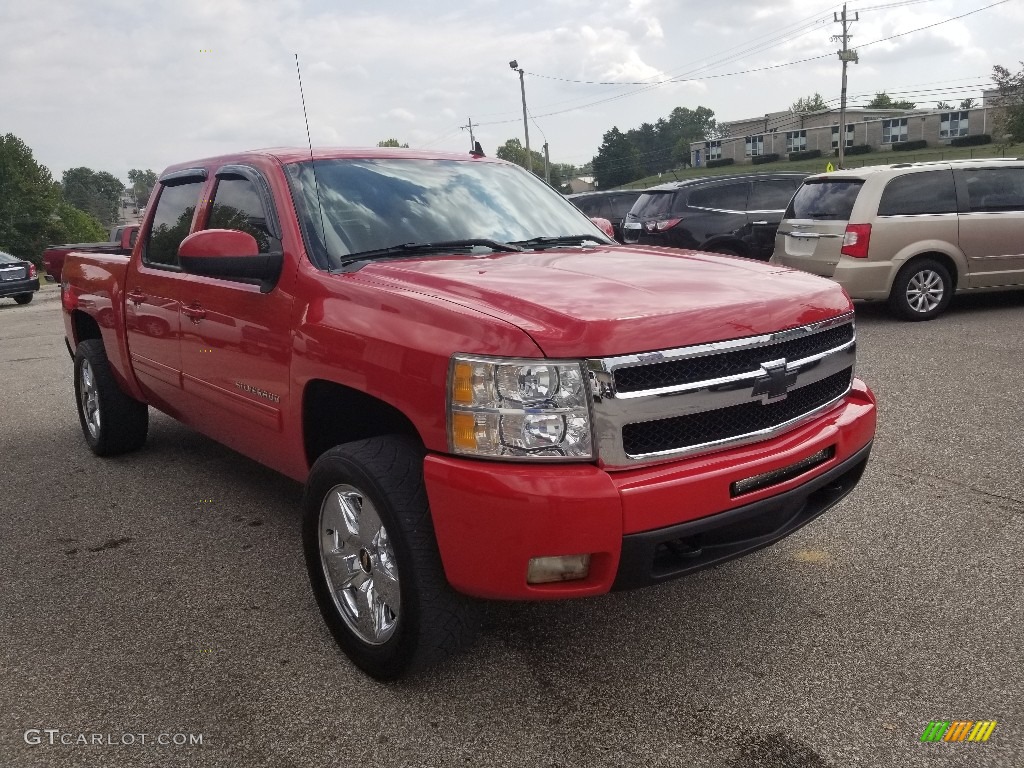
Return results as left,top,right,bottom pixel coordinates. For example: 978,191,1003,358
73,339,149,456
302,435,478,680
14,293,33,305
888,258,952,321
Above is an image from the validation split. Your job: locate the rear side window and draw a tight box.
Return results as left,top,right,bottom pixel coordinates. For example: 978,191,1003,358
688,183,749,211
207,177,280,253
144,181,203,267
631,191,673,219
877,170,956,216
961,168,1024,212
573,196,609,218
749,179,803,211
786,180,864,220
608,194,640,220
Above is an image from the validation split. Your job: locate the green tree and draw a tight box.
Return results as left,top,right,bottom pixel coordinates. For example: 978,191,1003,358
593,127,642,189
0,134,60,262
867,92,916,110
494,138,562,186
127,168,158,208
61,167,125,226
377,138,409,148
791,93,829,113
992,62,1024,142
935,101,952,110
958,98,976,110
49,200,107,246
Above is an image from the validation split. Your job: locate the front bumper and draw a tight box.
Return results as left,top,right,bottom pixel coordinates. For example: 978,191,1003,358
424,379,876,600
0,277,39,298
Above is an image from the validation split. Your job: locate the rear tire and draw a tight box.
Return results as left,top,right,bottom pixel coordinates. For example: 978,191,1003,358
302,435,478,680
14,293,33,305
888,258,952,321
73,339,149,456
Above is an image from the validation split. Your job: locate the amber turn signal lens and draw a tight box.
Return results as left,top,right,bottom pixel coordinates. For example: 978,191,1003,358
451,411,477,451
451,361,474,405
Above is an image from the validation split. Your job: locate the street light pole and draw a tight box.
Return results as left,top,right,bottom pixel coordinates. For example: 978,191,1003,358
509,60,533,173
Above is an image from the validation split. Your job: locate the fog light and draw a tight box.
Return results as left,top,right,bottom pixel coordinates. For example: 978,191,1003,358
527,554,591,584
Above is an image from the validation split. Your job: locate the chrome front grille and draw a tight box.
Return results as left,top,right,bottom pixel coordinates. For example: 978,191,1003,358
588,314,856,468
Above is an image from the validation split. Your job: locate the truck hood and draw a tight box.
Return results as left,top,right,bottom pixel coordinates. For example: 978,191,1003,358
354,245,852,357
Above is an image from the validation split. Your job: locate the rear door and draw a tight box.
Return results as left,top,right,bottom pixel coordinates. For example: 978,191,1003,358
124,172,205,412
680,181,750,251
747,177,804,259
955,166,1024,288
773,179,864,277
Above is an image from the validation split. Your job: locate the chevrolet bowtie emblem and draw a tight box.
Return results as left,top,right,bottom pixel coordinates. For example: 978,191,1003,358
752,358,797,403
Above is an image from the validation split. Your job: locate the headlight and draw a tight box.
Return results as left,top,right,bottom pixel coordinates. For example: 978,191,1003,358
448,354,593,460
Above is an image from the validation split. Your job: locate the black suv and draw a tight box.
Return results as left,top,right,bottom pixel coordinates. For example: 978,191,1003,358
566,189,644,243
622,173,807,260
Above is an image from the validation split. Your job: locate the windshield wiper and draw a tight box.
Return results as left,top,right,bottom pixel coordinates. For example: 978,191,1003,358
337,239,523,270
508,234,608,249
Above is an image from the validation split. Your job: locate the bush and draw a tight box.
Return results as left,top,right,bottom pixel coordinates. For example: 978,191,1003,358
706,158,735,168
950,133,991,147
835,144,872,156
892,139,928,152
751,153,780,165
787,149,822,161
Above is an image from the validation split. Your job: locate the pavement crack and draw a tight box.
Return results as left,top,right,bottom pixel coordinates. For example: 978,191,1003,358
87,536,132,553
877,460,1024,512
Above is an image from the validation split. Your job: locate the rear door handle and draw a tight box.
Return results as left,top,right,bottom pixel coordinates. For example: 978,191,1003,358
751,220,770,226
127,290,146,305
182,304,207,324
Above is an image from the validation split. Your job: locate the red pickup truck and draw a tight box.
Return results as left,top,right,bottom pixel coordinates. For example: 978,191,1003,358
61,148,876,679
43,225,138,283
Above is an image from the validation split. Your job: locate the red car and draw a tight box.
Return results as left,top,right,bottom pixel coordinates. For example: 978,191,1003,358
60,147,875,679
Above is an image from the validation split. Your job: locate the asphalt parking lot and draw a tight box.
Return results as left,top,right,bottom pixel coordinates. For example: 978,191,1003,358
1,284,1021,768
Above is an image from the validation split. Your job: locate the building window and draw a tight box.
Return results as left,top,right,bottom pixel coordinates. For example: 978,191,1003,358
940,111,969,138
831,124,855,149
706,140,722,160
786,130,807,153
745,135,764,157
882,118,908,144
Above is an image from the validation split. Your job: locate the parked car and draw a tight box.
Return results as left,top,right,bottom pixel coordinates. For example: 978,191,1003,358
567,189,644,243
622,173,807,260
0,250,40,305
61,147,875,679
770,158,1024,320
42,225,139,284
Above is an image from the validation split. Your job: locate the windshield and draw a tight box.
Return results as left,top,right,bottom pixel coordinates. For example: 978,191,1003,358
284,158,611,269
786,179,864,221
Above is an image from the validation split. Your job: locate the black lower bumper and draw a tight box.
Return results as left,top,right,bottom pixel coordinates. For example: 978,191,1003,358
612,441,872,591
0,277,39,298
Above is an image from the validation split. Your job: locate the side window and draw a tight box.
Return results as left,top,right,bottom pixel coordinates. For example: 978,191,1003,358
144,181,203,268
609,194,638,220
962,168,1024,212
878,171,956,216
688,183,749,212
572,197,599,216
749,179,802,211
207,177,280,253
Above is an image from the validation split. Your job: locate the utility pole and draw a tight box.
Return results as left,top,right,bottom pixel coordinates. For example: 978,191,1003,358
833,3,859,169
461,117,476,150
543,142,550,184
509,60,533,173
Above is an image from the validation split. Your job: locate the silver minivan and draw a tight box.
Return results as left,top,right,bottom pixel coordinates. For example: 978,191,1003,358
770,158,1024,320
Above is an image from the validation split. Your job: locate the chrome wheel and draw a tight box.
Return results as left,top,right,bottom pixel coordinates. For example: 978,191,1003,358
79,359,101,439
319,484,400,645
905,269,945,313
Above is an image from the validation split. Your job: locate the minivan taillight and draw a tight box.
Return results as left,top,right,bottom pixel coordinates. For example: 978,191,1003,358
841,224,872,258
647,218,681,232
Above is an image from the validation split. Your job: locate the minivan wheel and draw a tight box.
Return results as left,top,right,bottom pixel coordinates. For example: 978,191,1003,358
888,258,952,321
302,435,478,680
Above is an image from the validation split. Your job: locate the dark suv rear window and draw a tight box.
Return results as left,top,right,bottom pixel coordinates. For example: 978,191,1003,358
786,179,864,220
629,190,674,219
877,170,956,216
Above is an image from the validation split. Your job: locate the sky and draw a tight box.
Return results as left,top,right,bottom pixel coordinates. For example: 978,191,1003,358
2,0,1021,183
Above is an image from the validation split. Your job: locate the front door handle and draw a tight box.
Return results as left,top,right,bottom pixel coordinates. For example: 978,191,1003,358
182,304,207,324
127,290,146,305
751,220,770,226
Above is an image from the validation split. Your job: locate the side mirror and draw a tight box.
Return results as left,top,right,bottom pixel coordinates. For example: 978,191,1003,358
590,217,615,240
178,229,282,293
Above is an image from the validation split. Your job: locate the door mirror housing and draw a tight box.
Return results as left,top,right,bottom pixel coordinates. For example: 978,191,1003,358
178,229,282,292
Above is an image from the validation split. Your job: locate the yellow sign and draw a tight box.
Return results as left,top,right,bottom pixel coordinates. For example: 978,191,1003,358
826,162,835,172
